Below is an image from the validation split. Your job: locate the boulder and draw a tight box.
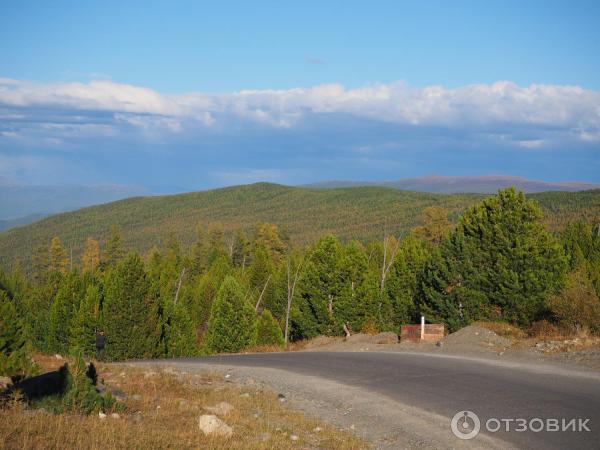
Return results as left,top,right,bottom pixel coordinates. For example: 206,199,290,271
198,414,233,437
204,401,234,416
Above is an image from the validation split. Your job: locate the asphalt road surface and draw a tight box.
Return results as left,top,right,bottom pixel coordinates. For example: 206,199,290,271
173,352,599,449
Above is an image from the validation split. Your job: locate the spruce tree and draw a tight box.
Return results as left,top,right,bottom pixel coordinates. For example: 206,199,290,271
69,284,101,356
293,235,342,338
256,309,284,347
204,276,257,353
102,253,160,360
0,291,32,377
104,225,125,267
47,271,85,354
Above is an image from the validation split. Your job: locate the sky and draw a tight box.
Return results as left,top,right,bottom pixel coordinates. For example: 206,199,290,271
1,0,599,191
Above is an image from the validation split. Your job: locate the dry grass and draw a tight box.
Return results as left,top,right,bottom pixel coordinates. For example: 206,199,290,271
1,358,366,450
474,321,526,341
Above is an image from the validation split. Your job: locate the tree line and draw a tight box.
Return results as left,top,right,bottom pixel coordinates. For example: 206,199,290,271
2,188,600,376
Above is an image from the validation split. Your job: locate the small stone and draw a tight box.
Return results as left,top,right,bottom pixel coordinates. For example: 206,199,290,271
204,401,234,416
350,424,355,430
239,392,250,398
313,427,322,433
54,354,63,360
277,393,286,402
258,432,272,442
98,411,107,419
436,341,443,348
224,374,231,379
0,376,12,389
111,413,120,419
290,434,299,441
130,394,142,401
198,414,233,437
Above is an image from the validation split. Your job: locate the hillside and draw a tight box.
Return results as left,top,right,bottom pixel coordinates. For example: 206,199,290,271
307,176,600,194
1,183,599,272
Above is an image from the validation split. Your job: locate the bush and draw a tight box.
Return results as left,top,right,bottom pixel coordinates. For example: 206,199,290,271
256,309,284,347
34,351,118,414
547,270,600,335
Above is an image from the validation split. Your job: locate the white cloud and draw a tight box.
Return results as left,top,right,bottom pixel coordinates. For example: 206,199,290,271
0,77,599,146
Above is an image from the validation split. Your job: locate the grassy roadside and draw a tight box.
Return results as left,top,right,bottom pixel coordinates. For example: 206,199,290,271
0,356,366,450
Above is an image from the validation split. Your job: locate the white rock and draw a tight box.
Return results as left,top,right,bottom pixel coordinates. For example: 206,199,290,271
111,413,120,419
54,354,63,360
290,434,299,441
98,412,107,419
0,376,12,389
198,414,233,437
204,401,234,416
313,427,322,433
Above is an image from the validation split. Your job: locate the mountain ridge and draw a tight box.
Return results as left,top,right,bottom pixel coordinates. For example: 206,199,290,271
304,175,600,193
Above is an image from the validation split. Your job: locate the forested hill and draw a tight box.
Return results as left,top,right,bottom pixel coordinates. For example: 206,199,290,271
1,183,599,272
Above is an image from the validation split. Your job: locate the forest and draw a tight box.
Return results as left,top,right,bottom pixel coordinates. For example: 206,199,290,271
2,188,600,377
1,183,599,274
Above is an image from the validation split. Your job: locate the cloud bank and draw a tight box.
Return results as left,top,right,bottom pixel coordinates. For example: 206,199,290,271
1,77,599,187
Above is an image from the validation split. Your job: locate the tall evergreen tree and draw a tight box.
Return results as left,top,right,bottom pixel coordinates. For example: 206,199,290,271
47,270,85,354
104,225,125,267
417,188,567,330
293,235,342,339
102,253,160,360
0,291,33,377
204,276,257,353
69,283,101,356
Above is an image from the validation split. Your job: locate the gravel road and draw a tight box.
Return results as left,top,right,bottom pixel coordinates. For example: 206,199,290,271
131,351,600,450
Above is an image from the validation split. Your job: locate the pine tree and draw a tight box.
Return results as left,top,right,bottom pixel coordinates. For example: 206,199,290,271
256,309,284,347
0,291,33,377
163,300,198,357
48,271,85,354
204,276,257,353
104,225,125,267
417,188,567,330
69,284,101,356
81,238,101,272
385,236,430,328
49,236,68,273
293,235,342,339
102,253,160,360
335,240,378,333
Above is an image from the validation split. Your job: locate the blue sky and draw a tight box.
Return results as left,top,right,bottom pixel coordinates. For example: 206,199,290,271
1,0,599,190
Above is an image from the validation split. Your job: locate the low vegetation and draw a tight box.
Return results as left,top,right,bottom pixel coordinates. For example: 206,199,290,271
0,357,365,450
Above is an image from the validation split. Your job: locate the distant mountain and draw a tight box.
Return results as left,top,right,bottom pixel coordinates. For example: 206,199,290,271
305,176,600,194
0,184,149,228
